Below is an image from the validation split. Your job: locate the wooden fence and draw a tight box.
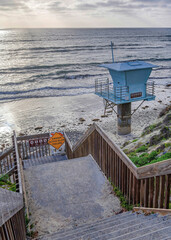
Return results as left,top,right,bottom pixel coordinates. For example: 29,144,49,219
17,133,50,160
65,123,171,209
0,132,26,240
0,147,15,182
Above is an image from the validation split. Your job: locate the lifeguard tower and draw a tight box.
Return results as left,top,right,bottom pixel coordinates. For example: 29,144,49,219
95,42,157,135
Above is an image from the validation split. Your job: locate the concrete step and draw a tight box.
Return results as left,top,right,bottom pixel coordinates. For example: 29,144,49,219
82,215,169,240
23,154,67,168
107,220,171,240
38,213,171,240
39,211,133,239
50,213,156,240
128,226,171,240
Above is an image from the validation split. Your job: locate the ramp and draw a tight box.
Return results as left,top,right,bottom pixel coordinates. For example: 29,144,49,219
24,155,121,236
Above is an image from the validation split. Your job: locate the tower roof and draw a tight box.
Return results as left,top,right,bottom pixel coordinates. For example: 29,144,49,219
100,61,158,72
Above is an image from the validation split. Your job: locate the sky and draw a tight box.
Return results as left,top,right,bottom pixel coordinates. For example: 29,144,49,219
0,0,170,28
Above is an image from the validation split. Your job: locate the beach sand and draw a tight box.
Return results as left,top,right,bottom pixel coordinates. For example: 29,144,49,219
0,85,170,151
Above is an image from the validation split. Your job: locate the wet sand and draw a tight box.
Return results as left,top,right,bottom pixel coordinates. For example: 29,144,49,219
0,85,170,151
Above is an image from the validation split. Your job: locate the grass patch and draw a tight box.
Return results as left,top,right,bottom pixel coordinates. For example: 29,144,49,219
130,151,171,167
108,177,133,211
135,145,148,153
0,174,16,192
132,139,138,143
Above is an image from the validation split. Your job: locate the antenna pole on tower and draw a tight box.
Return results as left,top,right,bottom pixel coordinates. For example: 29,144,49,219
111,41,114,63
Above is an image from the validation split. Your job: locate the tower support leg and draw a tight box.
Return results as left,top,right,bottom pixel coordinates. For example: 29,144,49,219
117,103,131,135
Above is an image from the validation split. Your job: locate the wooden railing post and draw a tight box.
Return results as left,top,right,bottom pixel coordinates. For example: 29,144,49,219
12,133,19,193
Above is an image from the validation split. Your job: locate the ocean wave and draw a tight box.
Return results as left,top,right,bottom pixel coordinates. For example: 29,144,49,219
1,73,105,86
0,89,94,102
4,43,163,54
0,85,95,95
0,61,106,73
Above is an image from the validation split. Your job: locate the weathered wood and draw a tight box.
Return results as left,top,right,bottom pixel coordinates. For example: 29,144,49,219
64,123,171,209
149,177,154,208
140,179,144,207
154,176,160,208
159,175,165,208
144,178,149,207
0,148,13,161
94,124,138,178
129,171,133,204
164,174,170,209
17,132,49,141
12,132,23,194
133,207,171,216
137,159,171,179
136,179,140,205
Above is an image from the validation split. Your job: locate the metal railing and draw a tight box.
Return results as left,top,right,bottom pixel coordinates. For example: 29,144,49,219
146,81,155,97
95,79,155,103
95,78,129,104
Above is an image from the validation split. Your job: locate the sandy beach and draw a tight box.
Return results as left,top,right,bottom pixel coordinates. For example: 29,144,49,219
0,85,170,151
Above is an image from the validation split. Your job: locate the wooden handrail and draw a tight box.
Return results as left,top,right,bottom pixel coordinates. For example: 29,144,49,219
17,132,49,141
0,147,13,161
67,123,171,180
65,124,171,209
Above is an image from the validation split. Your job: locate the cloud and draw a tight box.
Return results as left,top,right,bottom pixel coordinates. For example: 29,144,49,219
0,0,170,27
76,0,171,11
0,0,29,11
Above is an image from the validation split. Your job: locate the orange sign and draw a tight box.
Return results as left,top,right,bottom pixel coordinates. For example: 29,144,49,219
48,132,65,150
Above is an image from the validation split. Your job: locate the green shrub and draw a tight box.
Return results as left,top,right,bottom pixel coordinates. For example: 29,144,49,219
165,142,171,148
157,152,171,161
148,151,158,160
136,145,148,153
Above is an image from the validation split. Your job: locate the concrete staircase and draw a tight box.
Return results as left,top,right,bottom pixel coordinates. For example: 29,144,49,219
23,154,67,168
38,211,171,240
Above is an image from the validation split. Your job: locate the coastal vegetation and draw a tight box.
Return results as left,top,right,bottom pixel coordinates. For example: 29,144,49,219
0,174,16,192
122,106,171,167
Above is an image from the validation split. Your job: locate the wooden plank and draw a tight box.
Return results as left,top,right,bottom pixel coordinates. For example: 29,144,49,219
0,147,13,161
129,171,133,204
164,174,171,209
102,139,106,174
126,167,130,202
137,159,171,179
17,132,49,141
140,179,144,207
110,150,114,184
159,175,165,208
136,179,141,205
132,175,136,205
72,124,96,151
133,207,171,216
144,178,149,207
123,164,127,196
94,124,138,177
154,176,160,208
121,161,124,193
149,177,154,208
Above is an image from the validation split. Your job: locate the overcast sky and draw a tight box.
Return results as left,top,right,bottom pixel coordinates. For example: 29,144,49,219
0,0,170,28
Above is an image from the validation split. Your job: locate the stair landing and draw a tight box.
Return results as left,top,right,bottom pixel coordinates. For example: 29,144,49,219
24,155,121,237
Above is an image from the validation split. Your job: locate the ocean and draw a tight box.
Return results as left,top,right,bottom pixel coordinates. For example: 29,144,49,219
0,28,171,102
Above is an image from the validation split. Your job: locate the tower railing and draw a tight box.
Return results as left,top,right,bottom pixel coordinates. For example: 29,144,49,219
95,79,155,104
146,81,155,97
95,78,129,104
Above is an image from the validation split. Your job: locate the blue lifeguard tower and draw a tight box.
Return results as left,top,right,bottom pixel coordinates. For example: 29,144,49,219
95,42,157,135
